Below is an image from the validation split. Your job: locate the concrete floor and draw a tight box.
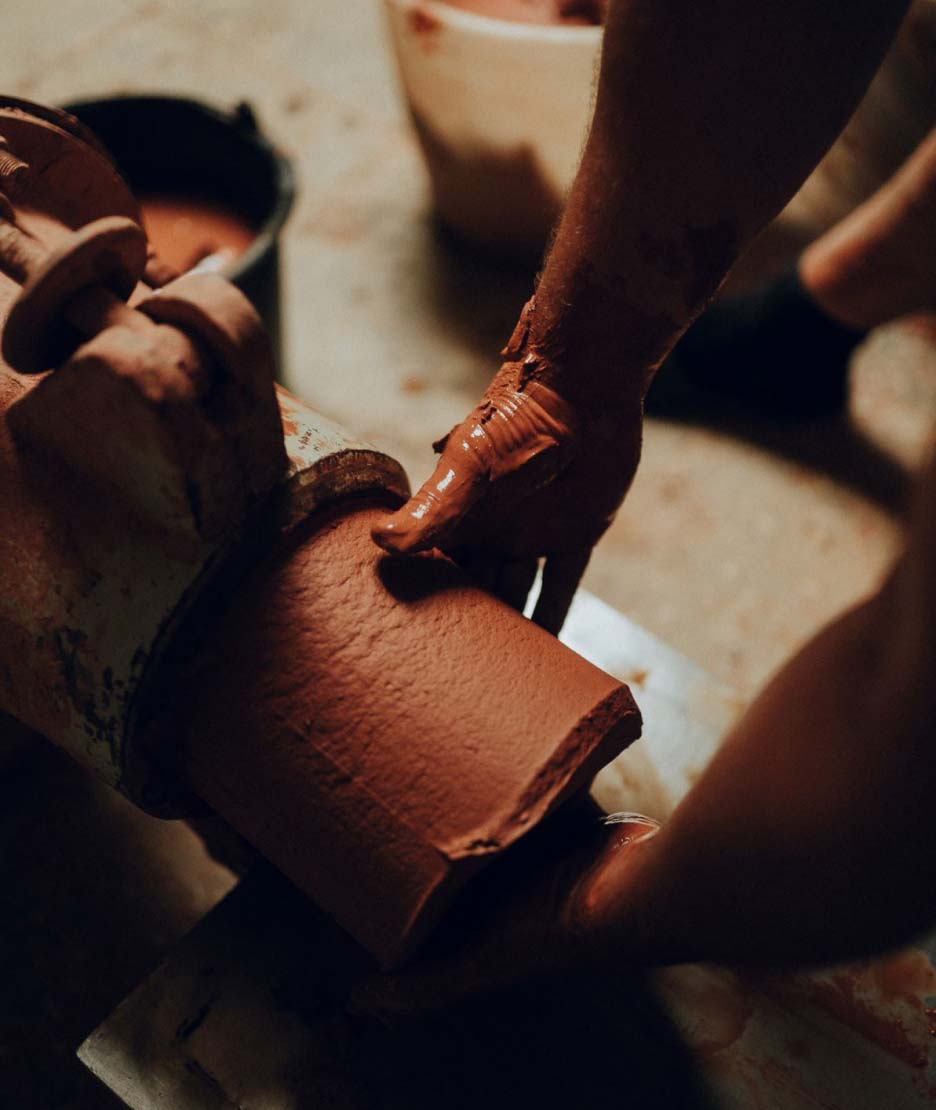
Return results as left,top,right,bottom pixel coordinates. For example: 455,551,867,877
1,1,935,1106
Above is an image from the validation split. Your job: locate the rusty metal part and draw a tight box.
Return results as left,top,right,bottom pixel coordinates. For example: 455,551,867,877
9,271,290,544
136,272,287,515
0,103,140,247
0,98,409,813
0,130,276,539
0,369,408,816
0,130,211,396
0,134,29,190
1,214,150,373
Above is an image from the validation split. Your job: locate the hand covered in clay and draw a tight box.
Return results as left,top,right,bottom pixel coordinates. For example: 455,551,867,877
351,806,660,1017
372,302,643,634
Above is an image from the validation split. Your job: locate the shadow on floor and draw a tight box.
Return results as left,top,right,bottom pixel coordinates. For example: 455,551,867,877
86,859,718,1110
654,407,911,518
418,218,539,374
0,739,234,1110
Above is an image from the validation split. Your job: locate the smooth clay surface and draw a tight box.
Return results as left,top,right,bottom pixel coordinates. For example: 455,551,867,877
178,502,641,966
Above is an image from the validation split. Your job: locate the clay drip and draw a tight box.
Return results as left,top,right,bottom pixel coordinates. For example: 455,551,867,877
177,504,641,966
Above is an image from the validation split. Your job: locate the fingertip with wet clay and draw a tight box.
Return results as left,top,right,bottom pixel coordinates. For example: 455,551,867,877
371,461,480,555
370,494,446,555
372,377,575,559
370,511,425,556
372,418,495,554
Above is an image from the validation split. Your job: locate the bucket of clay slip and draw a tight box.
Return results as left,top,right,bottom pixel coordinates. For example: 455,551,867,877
383,0,601,256
62,95,296,373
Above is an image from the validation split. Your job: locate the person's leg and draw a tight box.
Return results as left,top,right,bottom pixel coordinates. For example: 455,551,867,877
801,126,936,330
649,126,936,418
646,267,864,418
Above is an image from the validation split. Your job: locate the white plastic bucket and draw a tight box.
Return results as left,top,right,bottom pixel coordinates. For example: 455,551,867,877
384,0,602,254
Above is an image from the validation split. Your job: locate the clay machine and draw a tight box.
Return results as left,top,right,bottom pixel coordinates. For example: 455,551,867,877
0,99,641,967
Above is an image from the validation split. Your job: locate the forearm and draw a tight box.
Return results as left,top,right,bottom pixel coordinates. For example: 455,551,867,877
579,452,936,967
524,0,910,407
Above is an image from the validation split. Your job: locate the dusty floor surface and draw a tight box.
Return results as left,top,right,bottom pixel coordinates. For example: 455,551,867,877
1,2,936,1106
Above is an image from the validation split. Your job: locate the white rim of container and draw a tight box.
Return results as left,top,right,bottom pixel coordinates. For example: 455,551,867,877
386,0,603,44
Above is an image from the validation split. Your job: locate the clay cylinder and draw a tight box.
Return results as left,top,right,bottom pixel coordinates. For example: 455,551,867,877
176,503,641,966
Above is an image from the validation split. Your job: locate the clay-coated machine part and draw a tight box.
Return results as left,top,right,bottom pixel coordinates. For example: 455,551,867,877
0,98,641,966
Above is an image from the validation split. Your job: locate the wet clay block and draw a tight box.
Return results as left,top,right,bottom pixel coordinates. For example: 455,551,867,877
441,0,606,26
178,503,640,966
139,193,256,274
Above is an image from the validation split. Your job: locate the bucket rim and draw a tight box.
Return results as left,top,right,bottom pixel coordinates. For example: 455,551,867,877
60,92,297,282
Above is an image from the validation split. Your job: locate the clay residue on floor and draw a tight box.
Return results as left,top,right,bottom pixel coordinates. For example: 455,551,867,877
767,950,936,1071
656,947,936,1109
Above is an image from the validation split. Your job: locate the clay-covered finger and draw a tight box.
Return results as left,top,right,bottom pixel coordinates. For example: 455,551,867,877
372,379,576,557
532,546,591,635
371,436,488,555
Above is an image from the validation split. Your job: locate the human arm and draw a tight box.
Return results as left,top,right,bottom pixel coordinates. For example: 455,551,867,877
374,0,911,631
356,450,936,1015
578,449,936,968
